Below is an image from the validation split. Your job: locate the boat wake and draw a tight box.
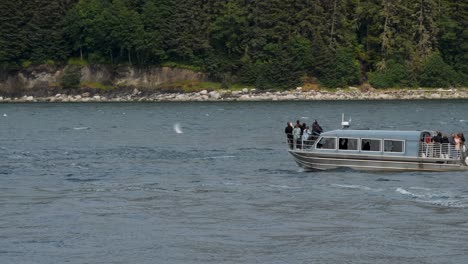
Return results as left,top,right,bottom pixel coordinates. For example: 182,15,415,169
197,155,236,160
331,184,382,192
396,187,468,208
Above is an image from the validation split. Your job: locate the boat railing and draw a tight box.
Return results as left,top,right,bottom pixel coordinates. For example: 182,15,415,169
419,143,465,159
285,134,318,150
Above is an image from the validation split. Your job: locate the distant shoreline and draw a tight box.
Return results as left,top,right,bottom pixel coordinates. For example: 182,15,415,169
1,88,468,103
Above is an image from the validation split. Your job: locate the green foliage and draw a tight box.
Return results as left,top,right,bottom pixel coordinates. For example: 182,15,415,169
21,60,32,68
211,1,248,58
68,58,88,66
46,60,56,66
0,0,26,68
369,60,410,88
318,48,361,88
24,0,70,64
0,0,467,91
418,53,460,87
61,65,81,89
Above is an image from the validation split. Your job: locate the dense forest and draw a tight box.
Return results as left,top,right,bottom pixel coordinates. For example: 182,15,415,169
0,0,467,89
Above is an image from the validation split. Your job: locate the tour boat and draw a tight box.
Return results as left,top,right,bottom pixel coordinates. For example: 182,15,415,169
287,116,468,172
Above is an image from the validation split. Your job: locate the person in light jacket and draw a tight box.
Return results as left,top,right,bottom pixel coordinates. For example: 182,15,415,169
293,124,302,149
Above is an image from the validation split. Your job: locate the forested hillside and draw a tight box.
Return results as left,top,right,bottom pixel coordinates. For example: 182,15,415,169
0,0,467,89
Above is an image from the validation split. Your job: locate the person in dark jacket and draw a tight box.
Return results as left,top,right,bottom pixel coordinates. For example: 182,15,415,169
312,120,323,136
285,122,293,149
432,132,442,143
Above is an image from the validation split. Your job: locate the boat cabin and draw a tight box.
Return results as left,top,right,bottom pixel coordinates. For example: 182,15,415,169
301,129,461,159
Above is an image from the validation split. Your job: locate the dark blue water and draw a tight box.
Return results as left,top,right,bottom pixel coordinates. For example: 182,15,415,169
1,101,468,264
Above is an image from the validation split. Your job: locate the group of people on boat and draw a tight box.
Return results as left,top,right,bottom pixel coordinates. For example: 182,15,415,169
284,120,323,149
422,131,466,158
423,131,465,147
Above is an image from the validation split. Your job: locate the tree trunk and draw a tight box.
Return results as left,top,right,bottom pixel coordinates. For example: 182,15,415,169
128,49,132,64
329,0,337,48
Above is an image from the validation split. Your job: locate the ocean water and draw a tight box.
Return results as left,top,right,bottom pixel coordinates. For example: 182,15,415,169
1,100,468,264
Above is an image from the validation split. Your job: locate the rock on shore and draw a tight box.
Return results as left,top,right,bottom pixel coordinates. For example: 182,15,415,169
1,88,468,103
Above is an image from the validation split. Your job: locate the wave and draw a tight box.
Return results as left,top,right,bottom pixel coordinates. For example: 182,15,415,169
422,199,468,208
396,187,468,208
375,178,400,182
331,184,381,192
66,178,99,183
268,184,302,189
197,155,236,160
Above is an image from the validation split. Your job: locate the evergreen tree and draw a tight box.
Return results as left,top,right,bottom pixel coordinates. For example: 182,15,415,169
109,0,144,64
412,0,439,61
24,0,69,64
211,1,248,58
419,53,459,87
369,59,410,88
437,0,468,84
0,0,26,68
140,0,168,63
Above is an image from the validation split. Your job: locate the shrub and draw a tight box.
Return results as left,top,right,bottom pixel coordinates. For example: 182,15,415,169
61,65,81,89
21,60,32,68
418,53,460,87
68,57,88,66
45,60,55,66
317,48,361,88
368,59,409,88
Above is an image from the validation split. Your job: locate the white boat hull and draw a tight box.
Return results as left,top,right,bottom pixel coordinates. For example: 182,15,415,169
289,150,468,172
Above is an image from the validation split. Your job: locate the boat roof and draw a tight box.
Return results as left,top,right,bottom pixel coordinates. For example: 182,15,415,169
321,129,433,140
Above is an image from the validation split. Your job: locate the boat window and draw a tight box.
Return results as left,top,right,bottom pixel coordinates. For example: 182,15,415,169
316,137,336,150
384,140,404,153
361,139,381,152
338,138,358,150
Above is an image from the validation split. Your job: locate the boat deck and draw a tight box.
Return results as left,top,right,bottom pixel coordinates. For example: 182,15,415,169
289,139,464,161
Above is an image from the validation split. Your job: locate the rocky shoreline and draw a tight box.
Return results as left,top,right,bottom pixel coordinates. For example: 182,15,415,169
1,87,468,103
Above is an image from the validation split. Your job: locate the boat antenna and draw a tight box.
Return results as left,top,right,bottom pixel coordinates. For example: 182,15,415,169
341,113,351,129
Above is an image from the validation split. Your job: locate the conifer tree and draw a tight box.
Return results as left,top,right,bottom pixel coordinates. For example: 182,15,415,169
24,0,69,64
0,0,26,68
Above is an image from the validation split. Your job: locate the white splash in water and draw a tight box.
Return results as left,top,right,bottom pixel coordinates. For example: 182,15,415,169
73,127,90,130
173,123,183,134
396,187,416,196
2,113,7,117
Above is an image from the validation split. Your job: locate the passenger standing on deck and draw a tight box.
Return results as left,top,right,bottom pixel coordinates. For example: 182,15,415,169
302,126,311,147
296,120,304,137
458,132,466,152
431,132,443,158
453,134,461,149
432,132,442,143
441,133,450,158
285,122,293,149
293,124,302,149
312,120,323,136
